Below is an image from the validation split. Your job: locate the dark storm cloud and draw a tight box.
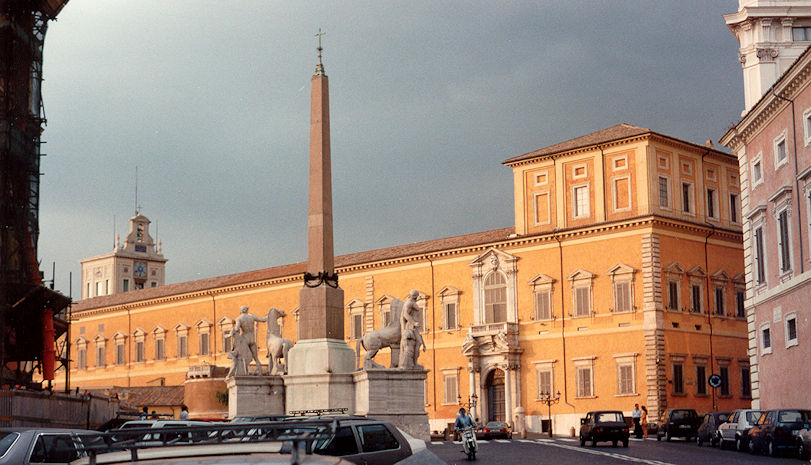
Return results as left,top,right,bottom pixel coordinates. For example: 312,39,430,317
36,1,743,297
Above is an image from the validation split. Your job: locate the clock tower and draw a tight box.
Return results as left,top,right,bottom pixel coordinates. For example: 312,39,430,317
79,212,168,299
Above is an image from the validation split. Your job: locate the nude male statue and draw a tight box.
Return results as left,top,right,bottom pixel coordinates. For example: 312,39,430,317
398,290,426,369
234,305,267,375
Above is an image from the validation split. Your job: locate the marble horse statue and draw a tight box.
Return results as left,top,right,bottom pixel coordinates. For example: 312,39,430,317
356,298,403,370
266,307,294,375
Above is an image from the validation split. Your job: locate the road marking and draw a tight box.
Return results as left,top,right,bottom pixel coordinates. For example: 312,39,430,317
494,439,511,443
431,441,444,445
536,440,677,465
517,439,536,443
557,438,577,442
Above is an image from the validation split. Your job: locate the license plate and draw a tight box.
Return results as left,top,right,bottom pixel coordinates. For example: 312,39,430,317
680,425,690,429
793,430,801,436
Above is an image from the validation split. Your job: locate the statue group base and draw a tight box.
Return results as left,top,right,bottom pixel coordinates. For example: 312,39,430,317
284,338,356,413
226,375,285,418
354,368,430,441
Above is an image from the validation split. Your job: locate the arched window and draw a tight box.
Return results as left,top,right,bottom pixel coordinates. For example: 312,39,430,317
484,272,507,323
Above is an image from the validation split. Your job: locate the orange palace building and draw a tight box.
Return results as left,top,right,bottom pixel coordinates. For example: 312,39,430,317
60,124,750,434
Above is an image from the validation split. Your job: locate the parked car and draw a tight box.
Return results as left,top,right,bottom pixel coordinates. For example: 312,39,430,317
0,428,105,464
656,409,699,442
476,421,511,440
717,408,764,451
579,411,630,447
696,411,729,447
747,409,811,457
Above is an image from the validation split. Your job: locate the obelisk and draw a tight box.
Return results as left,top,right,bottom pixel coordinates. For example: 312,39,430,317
284,30,356,413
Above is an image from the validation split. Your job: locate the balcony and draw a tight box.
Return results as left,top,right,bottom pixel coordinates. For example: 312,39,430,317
470,322,518,337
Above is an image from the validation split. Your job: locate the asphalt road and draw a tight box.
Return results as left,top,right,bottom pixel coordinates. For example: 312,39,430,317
427,435,809,465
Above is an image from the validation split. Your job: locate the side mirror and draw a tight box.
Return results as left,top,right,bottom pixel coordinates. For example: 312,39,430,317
580,418,587,425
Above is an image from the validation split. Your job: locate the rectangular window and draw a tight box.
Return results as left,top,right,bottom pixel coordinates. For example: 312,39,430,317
741,367,752,398
443,302,458,330
78,347,87,369
95,282,102,297
573,185,589,218
613,282,632,312
178,335,188,358
736,290,745,318
793,26,811,41
752,159,762,185
104,280,109,295
123,279,129,292
135,341,144,362
534,291,551,320
155,338,165,360
576,366,593,397
222,331,232,354
754,226,766,284
443,374,458,405
199,333,210,356
612,177,631,211
714,287,725,316
352,313,363,339
116,343,125,365
775,138,788,165
730,193,739,223
96,345,105,368
696,365,707,396
719,366,730,397
707,188,717,219
761,325,772,353
537,369,553,397
672,363,684,394
658,177,669,208
667,281,679,310
691,284,702,313
534,192,550,225
786,314,798,348
682,183,693,213
778,210,791,272
616,363,635,395
574,286,591,317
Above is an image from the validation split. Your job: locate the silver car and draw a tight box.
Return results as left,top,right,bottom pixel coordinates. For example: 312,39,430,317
717,408,764,451
0,428,104,464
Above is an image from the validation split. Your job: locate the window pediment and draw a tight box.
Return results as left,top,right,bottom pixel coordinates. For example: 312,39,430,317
93,334,106,343
217,316,234,326
711,270,730,282
567,269,595,282
732,273,745,285
437,285,460,298
375,294,396,306
195,319,212,329
606,263,635,278
686,266,706,278
528,274,555,286
112,331,126,342
469,248,518,273
132,328,146,337
346,298,364,310
663,262,684,276
174,323,190,335
151,325,166,335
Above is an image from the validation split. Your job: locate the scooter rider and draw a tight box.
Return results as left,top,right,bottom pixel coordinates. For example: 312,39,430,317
455,407,475,430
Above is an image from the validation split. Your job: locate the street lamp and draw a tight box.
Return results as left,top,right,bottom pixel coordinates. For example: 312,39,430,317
538,390,561,438
458,392,479,421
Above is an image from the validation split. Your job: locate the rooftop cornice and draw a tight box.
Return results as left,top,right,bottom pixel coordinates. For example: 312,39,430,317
72,216,740,319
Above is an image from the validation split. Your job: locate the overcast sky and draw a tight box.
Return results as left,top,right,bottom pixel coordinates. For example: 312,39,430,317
38,1,744,298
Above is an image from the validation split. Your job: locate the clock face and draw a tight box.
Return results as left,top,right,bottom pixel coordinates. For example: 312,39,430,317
134,262,147,278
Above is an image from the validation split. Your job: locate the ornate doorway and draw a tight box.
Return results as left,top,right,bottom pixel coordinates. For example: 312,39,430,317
486,369,505,422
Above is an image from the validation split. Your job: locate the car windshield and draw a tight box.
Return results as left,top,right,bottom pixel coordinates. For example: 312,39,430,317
745,411,763,423
671,411,694,420
716,413,729,422
596,413,623,423
0,432,19,457
779,411,810,423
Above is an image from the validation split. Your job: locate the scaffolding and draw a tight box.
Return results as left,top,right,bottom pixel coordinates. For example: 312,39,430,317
1,0,70,389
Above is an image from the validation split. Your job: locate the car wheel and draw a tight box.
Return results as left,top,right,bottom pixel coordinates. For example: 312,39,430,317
656,432,661,442
580,434,585,447
591,435,598,447
697,435,702,446
612,440,618,447
748,438,756,454
798,440,809,460
768,439,778,457
622,440,629,448
736,436,745,452
665,431,672,442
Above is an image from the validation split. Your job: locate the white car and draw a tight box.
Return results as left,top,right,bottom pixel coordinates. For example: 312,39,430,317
717,409,764,451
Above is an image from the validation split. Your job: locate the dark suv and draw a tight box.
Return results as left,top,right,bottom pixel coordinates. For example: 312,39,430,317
747,409,811,457
656,409,699,442
579,411,630,447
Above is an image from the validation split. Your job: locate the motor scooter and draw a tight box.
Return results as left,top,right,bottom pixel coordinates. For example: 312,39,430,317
461,426,477,460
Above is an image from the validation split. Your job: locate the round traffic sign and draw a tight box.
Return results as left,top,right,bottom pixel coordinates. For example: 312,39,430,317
708,374,723,388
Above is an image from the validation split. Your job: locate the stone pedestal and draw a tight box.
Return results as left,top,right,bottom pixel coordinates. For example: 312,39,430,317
353,368,430,441
226,375,285,419
284,338,356,413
